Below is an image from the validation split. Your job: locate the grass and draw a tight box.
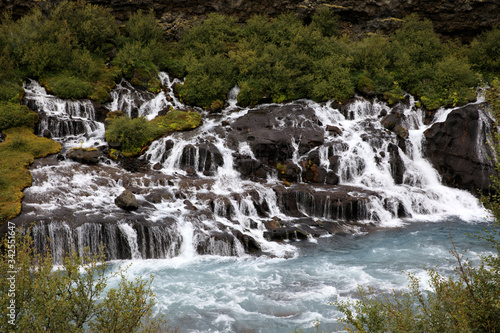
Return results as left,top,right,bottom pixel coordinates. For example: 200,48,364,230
0,127,61,224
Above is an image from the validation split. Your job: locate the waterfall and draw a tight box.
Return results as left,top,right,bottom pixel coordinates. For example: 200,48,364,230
15,73,490,263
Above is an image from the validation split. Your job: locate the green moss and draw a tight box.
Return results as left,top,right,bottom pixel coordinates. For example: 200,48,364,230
0,103,39,131
152,110,202,132
109,148,120,160
276,163,286,174
0,127,61,224
105,110,201,157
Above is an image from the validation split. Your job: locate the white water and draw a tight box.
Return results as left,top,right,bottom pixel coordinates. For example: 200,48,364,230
17,73,495,331
105,220,493,332
20,73,491,260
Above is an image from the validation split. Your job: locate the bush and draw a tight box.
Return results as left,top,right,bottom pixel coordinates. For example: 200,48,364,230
177,54,236,107
310,7,339,37
0,104,39,131
105,116,161,156
469,26,500,78
44,76,94,100
50,0,118,55
0,231,164,332
126,10,163,44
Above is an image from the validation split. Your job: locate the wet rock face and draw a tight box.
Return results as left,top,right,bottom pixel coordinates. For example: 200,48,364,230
228,104,324,167
424,103,495,195
66,147,100,164
115,189,139,210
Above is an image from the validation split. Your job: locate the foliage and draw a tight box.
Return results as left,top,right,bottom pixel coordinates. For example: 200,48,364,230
43,76,94,100
105,110,201,156
0,127,61,223
105,116,161,157
469,26,500,79
0,104,38,131
168,12,484,109
333,79,500,333
310,7,339,38
126,10,164,44
49,0,118,55
0,1,167,102
0,231,165,332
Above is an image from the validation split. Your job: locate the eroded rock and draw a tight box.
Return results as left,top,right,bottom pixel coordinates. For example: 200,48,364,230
115,189,139,211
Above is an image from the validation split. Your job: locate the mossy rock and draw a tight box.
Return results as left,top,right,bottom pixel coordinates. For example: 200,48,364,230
209,99,223,113
66,147,100,164
152,110,202,132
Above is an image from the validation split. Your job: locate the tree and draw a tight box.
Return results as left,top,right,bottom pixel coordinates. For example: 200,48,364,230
334,81,500,332
0,230,165,332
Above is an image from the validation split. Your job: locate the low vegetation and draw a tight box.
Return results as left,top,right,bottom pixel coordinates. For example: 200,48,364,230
0,231,166,332
0,127,61,223
105,110,201,156
169,11,498,109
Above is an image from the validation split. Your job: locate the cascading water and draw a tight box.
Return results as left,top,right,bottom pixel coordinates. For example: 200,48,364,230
13,73,490,263
10,72,495,332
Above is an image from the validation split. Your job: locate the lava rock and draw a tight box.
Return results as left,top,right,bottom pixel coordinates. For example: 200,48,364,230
326,125,343,136
424,103,494,195
115,190,139,211
66,148,100,164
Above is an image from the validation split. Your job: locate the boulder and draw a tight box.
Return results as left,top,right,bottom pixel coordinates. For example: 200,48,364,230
115,190,139,211
326,125,343,136
424,103,494,195
66,148,99,164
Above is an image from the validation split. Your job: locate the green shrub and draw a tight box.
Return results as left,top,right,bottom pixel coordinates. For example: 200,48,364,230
112,41,157,79
310,7,339,37
0,103,39,131
44,76,94,100
126,9,163,44
105,116,161,156
50,0,118,54
469,26,500,78
177,54,236,107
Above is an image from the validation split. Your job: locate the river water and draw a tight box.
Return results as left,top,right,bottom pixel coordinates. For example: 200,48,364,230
106,218,492,333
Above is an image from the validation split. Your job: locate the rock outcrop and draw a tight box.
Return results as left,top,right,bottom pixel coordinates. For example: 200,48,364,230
66,147,100,164
424,103,495,195
115,189,139,210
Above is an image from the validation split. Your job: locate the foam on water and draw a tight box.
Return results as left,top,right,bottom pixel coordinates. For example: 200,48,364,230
103,220,491,332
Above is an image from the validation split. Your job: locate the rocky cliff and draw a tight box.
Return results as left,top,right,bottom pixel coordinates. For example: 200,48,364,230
1,0,499,41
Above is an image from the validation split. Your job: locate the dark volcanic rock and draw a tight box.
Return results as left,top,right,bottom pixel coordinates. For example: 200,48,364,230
66,148,100,164
388,143,405,185
115,189,139,211
424,103,494,195
227,104,324,166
